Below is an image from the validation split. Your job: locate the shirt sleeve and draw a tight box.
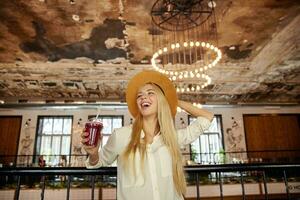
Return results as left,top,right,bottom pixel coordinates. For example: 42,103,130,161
85,129,118,169
177,116,211,146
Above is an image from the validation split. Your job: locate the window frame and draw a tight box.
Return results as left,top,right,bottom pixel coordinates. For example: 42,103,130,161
33,115,73,164
188,114,224,164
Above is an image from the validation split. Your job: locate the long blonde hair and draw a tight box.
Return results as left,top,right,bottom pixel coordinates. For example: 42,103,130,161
122,83,186,195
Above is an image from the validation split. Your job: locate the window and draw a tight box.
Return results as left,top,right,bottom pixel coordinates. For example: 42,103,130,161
35,116,72,166
88,115,123,147
189,115,224,164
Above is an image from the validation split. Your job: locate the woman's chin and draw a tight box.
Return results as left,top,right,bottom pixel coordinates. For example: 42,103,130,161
140,110,156,117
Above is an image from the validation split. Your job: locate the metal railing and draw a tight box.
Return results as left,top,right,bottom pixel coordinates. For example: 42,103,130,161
0,163,299,200
1,149,300,167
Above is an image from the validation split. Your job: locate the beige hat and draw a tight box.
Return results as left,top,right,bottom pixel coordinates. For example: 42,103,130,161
126,70,178,118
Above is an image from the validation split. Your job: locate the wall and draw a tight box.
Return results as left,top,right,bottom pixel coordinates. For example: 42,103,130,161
0,105,299,165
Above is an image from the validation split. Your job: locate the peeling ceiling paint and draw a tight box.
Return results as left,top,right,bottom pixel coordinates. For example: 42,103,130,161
0,0,299,104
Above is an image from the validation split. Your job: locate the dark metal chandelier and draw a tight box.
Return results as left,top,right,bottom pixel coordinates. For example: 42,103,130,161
150,0,221,93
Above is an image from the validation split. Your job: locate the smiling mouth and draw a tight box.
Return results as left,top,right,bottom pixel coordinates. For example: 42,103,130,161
141,102,151,108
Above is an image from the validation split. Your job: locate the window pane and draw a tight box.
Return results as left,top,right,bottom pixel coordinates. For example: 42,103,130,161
43,118,53,135
102,118,112,134
61,136,71,155
63,118,72,135
191,138,200,153
36,136,41,155
40,136,51,155
52,136,61,155
53,118,63,134
112,118,122,130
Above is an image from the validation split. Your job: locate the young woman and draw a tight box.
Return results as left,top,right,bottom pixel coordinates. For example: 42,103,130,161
81,70,213,200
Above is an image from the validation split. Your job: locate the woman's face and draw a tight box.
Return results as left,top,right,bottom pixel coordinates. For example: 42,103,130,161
136,84,158,117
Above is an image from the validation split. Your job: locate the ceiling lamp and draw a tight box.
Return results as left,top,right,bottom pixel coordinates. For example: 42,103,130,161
150,0,221,93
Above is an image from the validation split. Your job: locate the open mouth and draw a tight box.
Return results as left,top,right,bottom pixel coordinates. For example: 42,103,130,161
141,102,151,108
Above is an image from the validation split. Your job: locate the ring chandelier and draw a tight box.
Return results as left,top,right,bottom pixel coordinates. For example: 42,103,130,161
150,0,221,93
151,41,221,93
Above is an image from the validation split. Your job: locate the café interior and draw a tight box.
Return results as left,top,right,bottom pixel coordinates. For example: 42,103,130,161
0,0,299,199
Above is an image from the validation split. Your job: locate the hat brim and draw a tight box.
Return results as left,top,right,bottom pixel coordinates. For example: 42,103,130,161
126,70,178,118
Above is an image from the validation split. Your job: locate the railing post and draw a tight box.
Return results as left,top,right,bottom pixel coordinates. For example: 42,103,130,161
14,175,21,200
240,171,245,200
41,176,46,200
262,171,268,200
91,176,95,200
218,172,223,200
196,172,200,200
283,170,291,200
66,175,72,200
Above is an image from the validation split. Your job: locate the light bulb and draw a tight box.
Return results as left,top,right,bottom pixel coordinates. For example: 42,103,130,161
183,42,188,47
195,41,200,46
190,41,194,47
201,42,206,47
158,49,163,54
172,76,176,80
163,47,168,52
176,43,180,48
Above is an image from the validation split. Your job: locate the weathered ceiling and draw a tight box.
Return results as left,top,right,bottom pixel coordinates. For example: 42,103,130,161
0,0,299,104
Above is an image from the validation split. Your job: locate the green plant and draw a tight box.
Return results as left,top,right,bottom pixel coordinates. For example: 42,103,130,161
218,148,226,164
190,146,198,162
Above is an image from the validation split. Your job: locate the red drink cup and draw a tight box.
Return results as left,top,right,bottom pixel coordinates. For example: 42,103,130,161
84,120,103,146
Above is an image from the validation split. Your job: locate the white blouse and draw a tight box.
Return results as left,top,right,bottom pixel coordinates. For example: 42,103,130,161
86,116,211,200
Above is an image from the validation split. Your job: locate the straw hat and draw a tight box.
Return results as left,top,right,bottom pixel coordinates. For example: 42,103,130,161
126,70,178,118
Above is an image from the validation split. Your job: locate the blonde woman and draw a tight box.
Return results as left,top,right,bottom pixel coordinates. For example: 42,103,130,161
81,70,213,200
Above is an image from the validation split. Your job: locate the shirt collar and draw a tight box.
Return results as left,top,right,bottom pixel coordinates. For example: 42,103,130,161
140,130,161,139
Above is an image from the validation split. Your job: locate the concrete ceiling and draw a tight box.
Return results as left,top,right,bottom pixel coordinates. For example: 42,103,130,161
0,0,299,105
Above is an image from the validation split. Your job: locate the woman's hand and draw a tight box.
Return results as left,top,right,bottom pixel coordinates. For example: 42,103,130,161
178,100,214,121
81,130,102,165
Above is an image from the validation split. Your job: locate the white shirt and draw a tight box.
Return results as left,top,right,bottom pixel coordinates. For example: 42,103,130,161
86,116,211,200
